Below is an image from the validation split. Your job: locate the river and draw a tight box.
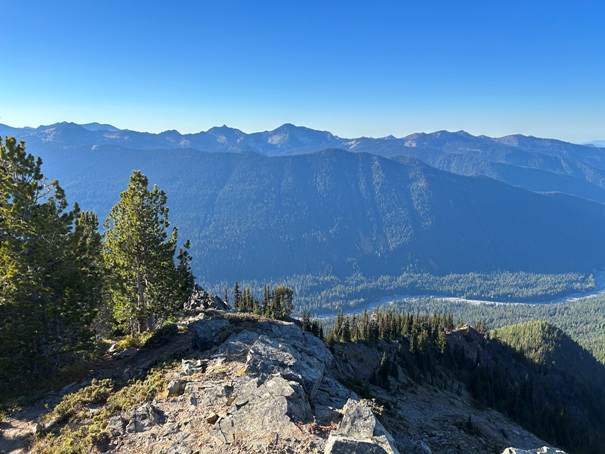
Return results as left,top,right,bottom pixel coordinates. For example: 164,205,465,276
316,269,605,319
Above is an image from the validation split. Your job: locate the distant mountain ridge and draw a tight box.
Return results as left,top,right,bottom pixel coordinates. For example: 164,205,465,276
2,121,601,154
3,121,605,204
3,121,605,291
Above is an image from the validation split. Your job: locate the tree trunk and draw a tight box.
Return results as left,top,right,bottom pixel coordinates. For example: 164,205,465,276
136,271,146,332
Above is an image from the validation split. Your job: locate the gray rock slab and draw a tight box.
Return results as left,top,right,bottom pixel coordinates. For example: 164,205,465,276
325,399,400,454
189,318,231,350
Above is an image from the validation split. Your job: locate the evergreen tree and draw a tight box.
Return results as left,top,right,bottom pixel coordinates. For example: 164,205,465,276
0,137,101,389
233,282,243,312
436,328,448,354
176,239,194,298
67,210,105,347
262,285,271,315
270,284,293,319
103,171,192,334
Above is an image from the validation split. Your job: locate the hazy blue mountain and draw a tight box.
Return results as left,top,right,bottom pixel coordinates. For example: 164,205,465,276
4,121,605,286
81,122,121,132
3,122,605,204
25,142,605,284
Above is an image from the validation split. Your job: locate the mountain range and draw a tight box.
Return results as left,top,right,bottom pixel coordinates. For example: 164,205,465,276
4,121,605,204
2,122,605,295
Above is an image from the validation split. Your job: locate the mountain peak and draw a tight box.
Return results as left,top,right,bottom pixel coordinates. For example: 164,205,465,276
81,122,120,132
206,125,244,134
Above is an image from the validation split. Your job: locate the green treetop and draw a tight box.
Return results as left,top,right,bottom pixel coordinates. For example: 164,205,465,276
103,170,193,334
0,137,102,390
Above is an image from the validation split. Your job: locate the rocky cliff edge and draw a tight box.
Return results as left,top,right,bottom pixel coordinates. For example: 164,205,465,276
94,312,398,453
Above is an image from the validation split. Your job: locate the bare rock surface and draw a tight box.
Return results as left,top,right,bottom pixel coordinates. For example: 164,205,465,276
501,448,567,454
104,314,385,453
184,284,231,313
324,399,400,454
0,310,569,454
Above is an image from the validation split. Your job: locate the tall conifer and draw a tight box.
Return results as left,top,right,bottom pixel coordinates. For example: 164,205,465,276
103,171,192,334
0,137,101,389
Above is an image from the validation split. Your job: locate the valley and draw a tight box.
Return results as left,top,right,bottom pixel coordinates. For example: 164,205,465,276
3,122,605,309
3,123,605,454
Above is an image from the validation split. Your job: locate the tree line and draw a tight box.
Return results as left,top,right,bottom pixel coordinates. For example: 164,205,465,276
0,137,194,394
310,308,605,454
229,282,294,319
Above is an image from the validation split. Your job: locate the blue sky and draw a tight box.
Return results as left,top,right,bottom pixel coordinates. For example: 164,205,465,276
1,1,604,141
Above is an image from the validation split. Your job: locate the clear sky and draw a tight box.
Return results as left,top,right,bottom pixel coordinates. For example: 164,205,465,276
1,1,604,142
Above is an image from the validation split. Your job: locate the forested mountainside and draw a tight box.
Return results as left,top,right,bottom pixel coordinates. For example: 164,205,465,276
322,310,605,454
380,293,605,362
17,143,605,284
3,122,605,307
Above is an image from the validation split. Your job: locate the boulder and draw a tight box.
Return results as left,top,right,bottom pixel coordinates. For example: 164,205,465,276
106,415,126,436
184,284,230,312
181,359,204,375
167,379,186,397
325,399,399,454
245,332,330,399
125,403,165,433
189,318,231,351
213,374,312,446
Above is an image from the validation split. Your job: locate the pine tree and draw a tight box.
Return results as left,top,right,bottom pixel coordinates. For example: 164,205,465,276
270,285,293,319
176,239,195,298
67,210,105,348
262,285,271,316
436,328,448,354
233,282,243,312
0,137,101,389
103,171,192,334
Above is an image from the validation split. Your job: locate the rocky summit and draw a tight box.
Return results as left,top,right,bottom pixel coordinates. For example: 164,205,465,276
1,308,568,453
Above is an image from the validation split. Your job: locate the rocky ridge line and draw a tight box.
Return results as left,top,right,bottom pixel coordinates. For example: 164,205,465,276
104,312,400,453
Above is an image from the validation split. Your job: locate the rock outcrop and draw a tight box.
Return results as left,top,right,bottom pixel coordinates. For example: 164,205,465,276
12,309,570,454
183,284,231,313
324,399,399,454
501,448,567,454
103,313,396,453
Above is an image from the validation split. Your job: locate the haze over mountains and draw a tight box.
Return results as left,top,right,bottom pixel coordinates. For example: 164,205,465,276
2,121,605,292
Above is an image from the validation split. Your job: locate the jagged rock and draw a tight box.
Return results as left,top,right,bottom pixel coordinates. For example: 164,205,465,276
184,284,230,312
324,438,393,453
199,382,233,406
31,422,44,436
501,448,566,454
167,379,186,397
325,399,400,454
189,318,231,350
125,403,165,433
245,332,331,399
213,374,312,446
181,359,204,375
314,375,355,425
217,329,260,356
205,413,219,424
106,416,126,436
